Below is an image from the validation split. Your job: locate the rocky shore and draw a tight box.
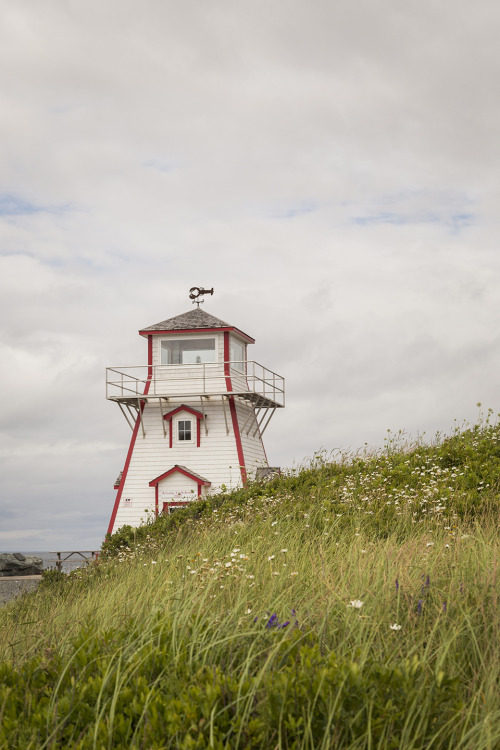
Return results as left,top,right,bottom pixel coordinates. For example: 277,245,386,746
0,576,42,606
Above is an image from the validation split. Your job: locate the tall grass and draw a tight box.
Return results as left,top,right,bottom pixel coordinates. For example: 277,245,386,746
0,420,499,748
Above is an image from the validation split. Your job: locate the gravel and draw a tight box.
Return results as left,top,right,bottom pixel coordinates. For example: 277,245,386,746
0,576,42,606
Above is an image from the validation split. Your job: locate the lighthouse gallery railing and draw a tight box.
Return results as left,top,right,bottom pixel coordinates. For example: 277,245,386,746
105,361,285,407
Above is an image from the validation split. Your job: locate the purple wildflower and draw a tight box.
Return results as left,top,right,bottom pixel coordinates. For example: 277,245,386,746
417,600,423,615
395,579,399,592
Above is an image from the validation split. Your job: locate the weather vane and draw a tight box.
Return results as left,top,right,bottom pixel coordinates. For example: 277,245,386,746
189,286,214,307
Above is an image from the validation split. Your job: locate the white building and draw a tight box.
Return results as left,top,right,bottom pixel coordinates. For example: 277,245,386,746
106,307,285,535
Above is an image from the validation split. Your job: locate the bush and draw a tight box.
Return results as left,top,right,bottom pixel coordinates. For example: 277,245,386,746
0,620,463,749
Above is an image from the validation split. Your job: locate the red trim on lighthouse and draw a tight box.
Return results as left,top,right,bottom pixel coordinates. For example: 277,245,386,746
139,326,255,344
163,405,204,448
224,332,247,485
149,466,211,486
163,405,204,419
149,466,211,518
107,403,145,536
147,335,153,379
107,352,153,536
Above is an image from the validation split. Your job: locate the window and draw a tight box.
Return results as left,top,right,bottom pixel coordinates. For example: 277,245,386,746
230,339,245,373
178,420,192,441
161,338,216,365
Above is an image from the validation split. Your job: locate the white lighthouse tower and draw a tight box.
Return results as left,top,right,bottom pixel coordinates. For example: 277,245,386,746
106,290,285,535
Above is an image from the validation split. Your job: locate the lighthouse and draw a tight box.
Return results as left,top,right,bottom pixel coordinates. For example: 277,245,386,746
106,291,285,535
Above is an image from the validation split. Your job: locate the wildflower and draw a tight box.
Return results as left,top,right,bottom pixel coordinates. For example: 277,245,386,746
151,561,157,564
426,542,434,547
281,549,288,553
290,571,298,576
225,562,232,568
347,600,363,609
266,614,278,628
417,599,423,614
246,608,252,614
395,579,399,592
267,555,275,561
390,623,402,630
271,521,278,526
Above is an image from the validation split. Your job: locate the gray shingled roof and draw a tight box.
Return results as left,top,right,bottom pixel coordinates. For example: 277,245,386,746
140,308,232,332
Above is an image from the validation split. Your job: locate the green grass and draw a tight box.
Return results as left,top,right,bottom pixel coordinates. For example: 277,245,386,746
1,418,499,748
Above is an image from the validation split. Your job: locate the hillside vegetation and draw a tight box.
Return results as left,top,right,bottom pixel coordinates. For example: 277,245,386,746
1,418,499,749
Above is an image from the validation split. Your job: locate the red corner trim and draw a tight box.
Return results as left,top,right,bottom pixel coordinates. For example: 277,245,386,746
107,340,153,536
107,399,148,536
223,331,232,390
224,332,247,485
147,335,152,379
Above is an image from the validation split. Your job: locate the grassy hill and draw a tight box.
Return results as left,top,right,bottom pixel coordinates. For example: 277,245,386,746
1,418,499,749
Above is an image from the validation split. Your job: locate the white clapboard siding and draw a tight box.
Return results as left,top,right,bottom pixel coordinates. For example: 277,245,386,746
234,400,268,479
109,314,282,534
113,397,246,529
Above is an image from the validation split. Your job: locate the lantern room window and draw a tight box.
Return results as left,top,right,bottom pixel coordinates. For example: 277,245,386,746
161,338,216,365
230,339,245,373
178,420,192,441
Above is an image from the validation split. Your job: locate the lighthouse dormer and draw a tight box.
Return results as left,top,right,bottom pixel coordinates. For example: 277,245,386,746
105,305,285,535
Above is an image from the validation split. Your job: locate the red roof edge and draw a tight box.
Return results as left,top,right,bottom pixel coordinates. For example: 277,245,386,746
138,326,255,344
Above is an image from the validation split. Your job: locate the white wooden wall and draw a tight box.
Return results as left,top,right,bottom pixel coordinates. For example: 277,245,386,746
112,396,267,530
111,331,269,532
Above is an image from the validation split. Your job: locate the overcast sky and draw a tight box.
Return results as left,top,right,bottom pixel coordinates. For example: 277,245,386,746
1,0,499,551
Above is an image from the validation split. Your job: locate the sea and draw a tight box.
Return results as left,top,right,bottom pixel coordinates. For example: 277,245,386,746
1,551,96,573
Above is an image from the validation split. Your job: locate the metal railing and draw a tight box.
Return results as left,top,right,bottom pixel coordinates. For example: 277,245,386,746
106,361,285,406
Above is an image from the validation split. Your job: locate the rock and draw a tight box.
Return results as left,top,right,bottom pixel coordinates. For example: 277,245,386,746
0,553,44,577
255,467,281,482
